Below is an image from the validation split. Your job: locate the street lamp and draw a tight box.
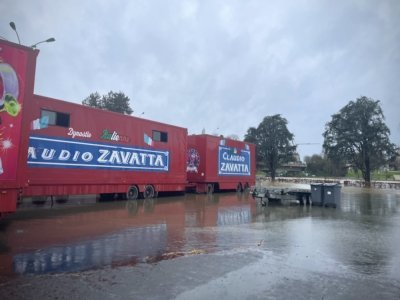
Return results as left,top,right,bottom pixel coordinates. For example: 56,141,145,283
31,37,56,49
8,21,55,49
9,21,21,44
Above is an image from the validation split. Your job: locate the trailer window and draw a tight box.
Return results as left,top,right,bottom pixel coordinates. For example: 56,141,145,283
41,109,70,127
152,130,168,142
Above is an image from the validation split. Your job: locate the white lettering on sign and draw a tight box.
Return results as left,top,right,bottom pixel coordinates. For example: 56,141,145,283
222,151,245,162
27,136,169,172
97,149,165,167
220,162,249,173
68,128,92,139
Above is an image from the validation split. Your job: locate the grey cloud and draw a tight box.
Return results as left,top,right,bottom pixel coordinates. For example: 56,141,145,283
2,0,399,158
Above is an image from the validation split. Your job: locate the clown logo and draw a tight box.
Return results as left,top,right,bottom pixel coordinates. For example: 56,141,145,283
0,62,21,175
186,148,200,173
0,63,20,116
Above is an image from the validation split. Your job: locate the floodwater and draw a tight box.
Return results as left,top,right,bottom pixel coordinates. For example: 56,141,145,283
1,187,400,299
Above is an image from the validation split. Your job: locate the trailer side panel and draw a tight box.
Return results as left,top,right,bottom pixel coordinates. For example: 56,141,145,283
0,40,38,215
187,134,256,192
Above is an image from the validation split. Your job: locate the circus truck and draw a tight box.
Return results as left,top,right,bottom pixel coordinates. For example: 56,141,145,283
0,39,256,218
0,39,187,217
186,134,256,194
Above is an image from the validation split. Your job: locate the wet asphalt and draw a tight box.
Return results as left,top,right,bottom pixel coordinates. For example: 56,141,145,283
0,187,400,299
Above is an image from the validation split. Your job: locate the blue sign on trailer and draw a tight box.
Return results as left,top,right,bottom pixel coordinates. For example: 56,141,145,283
218,145,251,176
27,135,169,172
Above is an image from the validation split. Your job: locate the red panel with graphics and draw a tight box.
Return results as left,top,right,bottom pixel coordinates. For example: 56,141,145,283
0,40,38,215
186,134,256,193
0,43,28,180
22,95,188,196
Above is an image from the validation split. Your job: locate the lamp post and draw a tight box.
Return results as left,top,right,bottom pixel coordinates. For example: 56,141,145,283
31,38,56,49
9,22,21,44
8,21,55,49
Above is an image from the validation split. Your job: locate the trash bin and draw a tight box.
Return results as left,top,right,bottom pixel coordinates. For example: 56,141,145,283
311,183,341,208
310,183,324,206
323,184,341,208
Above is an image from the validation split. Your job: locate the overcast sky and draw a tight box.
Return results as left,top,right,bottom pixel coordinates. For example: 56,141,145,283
2,0,399,159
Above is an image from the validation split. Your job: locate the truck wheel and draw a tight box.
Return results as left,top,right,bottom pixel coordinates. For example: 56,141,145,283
207,184,214,194
144,185,155,199
127,186,139,200
236,183,243,193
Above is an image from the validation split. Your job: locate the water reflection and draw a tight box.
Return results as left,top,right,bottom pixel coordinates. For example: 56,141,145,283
217,206,251,226
1,193,253,276
0,188,400,280
340,187,400,215
13,224,167,274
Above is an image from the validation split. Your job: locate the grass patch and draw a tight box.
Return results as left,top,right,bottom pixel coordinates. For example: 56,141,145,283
346,170,400,181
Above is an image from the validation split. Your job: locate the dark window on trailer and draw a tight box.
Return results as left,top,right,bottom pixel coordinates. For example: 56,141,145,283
153,130,168,142
41,109,70,127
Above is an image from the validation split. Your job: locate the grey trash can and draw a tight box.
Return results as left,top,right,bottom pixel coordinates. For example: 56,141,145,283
311,183,341,208
323,184,341,208
311,183,324,206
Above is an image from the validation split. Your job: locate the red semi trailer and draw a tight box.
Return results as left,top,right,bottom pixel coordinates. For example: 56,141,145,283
0,39,187,217
186,134,256,193
25,94,188,198
0,39,256,217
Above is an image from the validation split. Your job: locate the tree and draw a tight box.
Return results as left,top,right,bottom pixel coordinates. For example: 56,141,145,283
244,127,257,144
244,127,262,169
82,91,133,115
390,150,400,170
245,114,296,181
82,92,102,109
304,154,347,177
304,154,326,176
323,96,397,187
324,156,347,177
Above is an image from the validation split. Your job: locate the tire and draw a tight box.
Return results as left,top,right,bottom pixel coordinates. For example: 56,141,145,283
127,185,139,200
144,185,155,199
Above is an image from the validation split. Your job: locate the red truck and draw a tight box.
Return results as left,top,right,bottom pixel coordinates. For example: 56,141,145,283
187,134,256,194
0,39,255,217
